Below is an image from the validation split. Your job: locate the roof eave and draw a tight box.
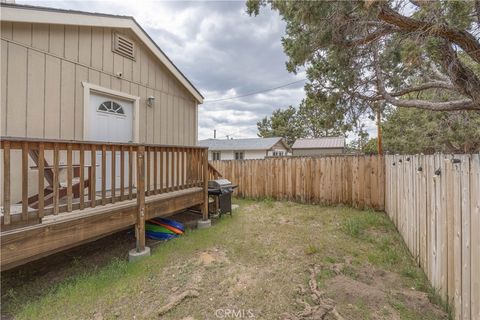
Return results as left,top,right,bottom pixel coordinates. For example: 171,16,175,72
292,146,345,150
207,148,270,151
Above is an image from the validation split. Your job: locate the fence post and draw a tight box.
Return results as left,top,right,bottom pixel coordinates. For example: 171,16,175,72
202,149,209,220
136,146,146,251
3,141,11,225
129,145,150,261
197,148,212,229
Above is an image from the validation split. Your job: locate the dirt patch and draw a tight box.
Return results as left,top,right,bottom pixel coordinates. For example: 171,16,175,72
276,216,295,225
243,203,261,213
219,264,259,297
197,248,229,266
281,260,447,320
325,270,447,319
328,275,388,309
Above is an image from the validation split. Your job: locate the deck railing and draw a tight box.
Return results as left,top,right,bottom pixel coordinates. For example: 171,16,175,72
1,137,209,231
208,163,223,180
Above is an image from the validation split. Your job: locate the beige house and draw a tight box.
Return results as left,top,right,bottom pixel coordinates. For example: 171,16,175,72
0,3,215,270
292,137,345,156
1,3,203,202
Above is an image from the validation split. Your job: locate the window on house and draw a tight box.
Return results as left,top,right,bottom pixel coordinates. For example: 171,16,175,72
273,151,284,157
234,152,244,160
212,152,221,160
98,101,125,115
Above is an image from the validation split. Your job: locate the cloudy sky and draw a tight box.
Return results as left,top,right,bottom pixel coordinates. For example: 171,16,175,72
19,0,375,141
19,0,311,140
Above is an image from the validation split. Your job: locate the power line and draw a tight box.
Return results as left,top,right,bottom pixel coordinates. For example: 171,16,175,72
203,78,307,103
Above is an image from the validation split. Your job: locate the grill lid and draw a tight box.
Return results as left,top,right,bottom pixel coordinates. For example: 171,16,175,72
208,179,233,189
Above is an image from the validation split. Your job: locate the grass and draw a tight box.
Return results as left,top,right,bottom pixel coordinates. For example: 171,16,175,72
1,199,449,319
304,244,319,255
341,209,393,238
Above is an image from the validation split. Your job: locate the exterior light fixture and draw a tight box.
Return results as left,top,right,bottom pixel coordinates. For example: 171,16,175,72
147,96,155,107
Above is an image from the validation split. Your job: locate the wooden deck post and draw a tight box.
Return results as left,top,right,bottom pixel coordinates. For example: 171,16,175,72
202,149,209,221
135,145,146,252
3,141,11,225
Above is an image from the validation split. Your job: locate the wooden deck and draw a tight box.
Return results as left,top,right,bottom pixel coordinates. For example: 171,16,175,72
1,137,211,270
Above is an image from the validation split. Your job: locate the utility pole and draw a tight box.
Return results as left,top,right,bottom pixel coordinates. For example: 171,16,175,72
214,129,216,139
376,103,383,155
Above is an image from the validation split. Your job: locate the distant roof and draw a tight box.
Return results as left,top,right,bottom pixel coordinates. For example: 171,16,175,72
0,3,203,103
292,137,345,149
198,137,287,151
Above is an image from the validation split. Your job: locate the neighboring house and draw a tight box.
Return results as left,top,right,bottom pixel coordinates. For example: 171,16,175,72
0,3,203,202
198,137,290,160
292,137,345,156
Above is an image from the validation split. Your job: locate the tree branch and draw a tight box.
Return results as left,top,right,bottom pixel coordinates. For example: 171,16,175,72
476,0,480,25
377,3,480,64
374,53,480,111
436,41,480,104
352,81,456,102
391,81,456,96
429,62,450,82
345,27,395,47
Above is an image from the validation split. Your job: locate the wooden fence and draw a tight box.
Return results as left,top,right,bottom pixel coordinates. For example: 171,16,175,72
211,154,479,319
385,154,480,320
211,156,385,210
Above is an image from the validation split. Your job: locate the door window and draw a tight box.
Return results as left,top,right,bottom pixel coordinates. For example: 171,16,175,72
98,101,125,115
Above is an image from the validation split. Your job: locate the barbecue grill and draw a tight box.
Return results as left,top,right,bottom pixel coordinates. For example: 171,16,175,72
208,179,237,218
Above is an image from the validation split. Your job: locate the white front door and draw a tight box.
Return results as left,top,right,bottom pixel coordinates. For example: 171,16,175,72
88,93,134,191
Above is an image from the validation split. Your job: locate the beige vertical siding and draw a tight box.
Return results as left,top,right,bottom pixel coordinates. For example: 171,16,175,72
6,42,27,137
1,21,199,202
49,24,65,57
60,60,75,140
31,23,49,51
44,55,61,139
26,49,45,137
75,65,89,139
1,21,198,145
1,39,8,136
64,25,79,61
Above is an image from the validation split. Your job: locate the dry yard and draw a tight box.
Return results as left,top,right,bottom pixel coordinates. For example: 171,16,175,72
1,199,448,319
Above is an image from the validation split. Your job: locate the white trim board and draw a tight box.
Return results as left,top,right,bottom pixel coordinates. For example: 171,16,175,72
82,82,140,143
1,4,204,103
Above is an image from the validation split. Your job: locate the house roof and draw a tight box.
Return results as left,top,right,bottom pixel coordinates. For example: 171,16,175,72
292,137,345,149
0,3,204,103
198,137,288,151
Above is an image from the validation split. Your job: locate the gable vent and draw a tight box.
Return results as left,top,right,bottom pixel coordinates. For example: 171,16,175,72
112,33,136,60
